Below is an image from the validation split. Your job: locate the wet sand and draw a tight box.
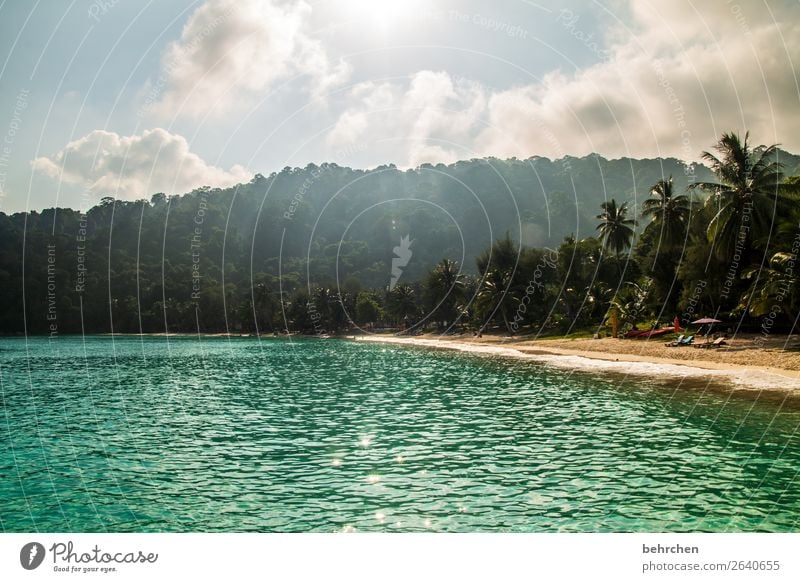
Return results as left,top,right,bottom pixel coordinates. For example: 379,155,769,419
356,333,800,392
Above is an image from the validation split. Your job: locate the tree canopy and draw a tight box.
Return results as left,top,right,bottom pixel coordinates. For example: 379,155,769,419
2,144,799,337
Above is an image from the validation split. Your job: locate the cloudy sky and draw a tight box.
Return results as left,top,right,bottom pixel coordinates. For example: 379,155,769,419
0,0,798,211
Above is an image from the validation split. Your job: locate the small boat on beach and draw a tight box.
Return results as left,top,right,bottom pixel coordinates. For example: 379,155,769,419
624,327,675,339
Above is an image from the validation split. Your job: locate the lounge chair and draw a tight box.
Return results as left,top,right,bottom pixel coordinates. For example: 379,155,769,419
667,335,694,347
665,334,684,347
695,337,727,349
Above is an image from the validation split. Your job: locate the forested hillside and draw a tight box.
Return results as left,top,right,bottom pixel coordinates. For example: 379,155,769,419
2,146,799,335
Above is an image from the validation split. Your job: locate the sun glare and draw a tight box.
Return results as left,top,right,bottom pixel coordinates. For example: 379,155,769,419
341,0,422,31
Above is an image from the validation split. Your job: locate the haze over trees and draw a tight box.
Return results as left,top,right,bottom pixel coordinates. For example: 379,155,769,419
2,139,798,336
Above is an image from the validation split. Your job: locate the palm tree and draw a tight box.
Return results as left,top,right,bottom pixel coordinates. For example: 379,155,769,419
428,258,463,292
476,232,519,275
607,280,652,332
740,216,800,317
476,267,515,334
585,281,613,320
386,283,417,325
742,251,799,317
596,198,636,255
641,177,691,247
689,131,795,260
425,259,465,328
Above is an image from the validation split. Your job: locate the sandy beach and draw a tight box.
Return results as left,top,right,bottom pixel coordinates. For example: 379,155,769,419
95,330,800,391
357,333,800,392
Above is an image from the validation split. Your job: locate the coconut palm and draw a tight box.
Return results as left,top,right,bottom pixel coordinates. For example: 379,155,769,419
741,251,799,317
425,259,465,328
476,267,516,334
607,280,652,331
641,177,691,248
476,232,519,275
585,281,614,320
689,131,796,260
428,258,463,292
596,198,636,255
386,283,417,325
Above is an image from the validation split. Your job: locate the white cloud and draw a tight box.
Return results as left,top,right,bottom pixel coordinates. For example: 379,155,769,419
327,72,487,167
326,0,800,164
31,128,249,200
478,1,800,162
150,0,350,119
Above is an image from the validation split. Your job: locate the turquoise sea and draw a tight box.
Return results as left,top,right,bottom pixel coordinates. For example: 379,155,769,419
1,336,799,532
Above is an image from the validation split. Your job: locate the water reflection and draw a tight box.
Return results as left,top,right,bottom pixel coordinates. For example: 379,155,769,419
0,336,798,532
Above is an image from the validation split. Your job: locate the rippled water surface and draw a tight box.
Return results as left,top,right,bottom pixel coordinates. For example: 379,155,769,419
1,336,799,532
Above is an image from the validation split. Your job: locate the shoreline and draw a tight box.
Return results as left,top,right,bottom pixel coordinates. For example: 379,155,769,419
356,334,800,393
7,331,799,392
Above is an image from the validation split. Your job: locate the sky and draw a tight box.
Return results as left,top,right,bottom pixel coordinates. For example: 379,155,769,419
0,0,798,212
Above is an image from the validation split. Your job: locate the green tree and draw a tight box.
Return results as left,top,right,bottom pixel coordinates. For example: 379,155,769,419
641,177,691,248
386,283,418,326
596,199,636,255
690,131,795,261
476,232,519,275
355,292,381,327
742,251,799,317
475,235,522,333
637,178,693,316
608,280,652,332
476,268,515,334
425,258,464,329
